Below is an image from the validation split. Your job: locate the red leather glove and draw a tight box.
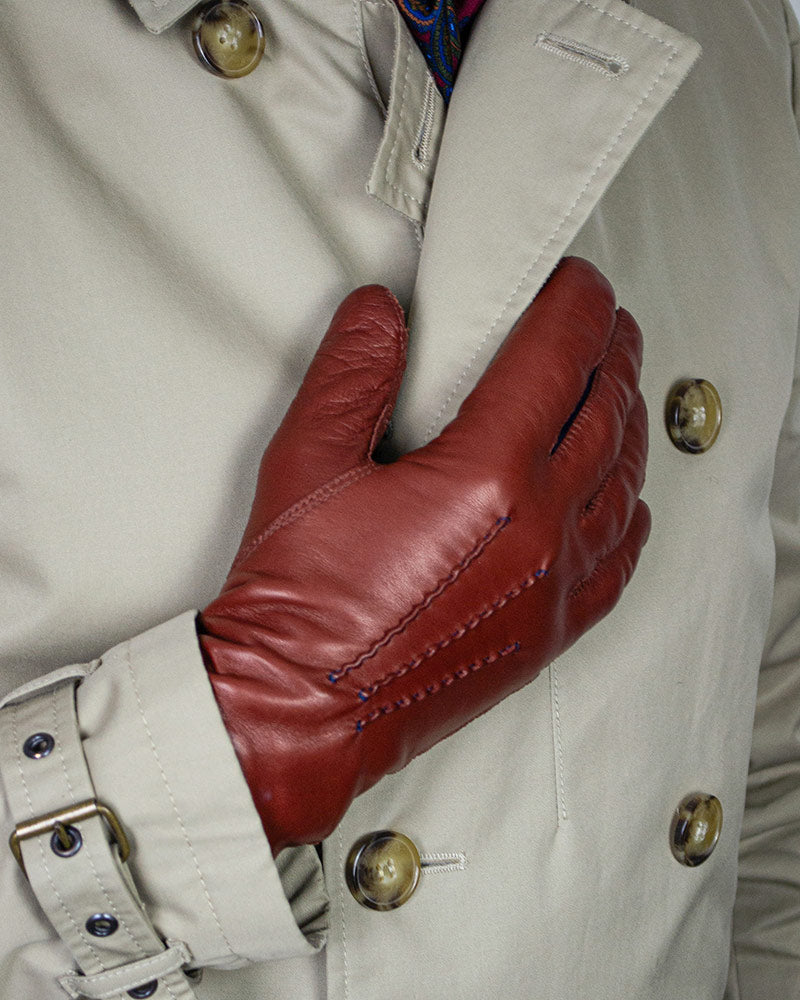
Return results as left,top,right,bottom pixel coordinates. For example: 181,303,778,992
199,257,650,853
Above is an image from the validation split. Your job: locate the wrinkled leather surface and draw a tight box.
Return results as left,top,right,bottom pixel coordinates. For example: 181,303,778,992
199,257,650,852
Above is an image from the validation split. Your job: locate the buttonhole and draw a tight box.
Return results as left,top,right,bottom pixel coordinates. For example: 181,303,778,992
420,851,467,872
535,33,629,78
414,79,438,167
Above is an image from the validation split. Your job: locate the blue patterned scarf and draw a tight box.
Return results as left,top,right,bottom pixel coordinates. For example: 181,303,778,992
395,0,487,103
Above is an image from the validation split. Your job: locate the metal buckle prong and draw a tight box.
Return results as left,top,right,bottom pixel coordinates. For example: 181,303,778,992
52,820,73,853
9,798,130,874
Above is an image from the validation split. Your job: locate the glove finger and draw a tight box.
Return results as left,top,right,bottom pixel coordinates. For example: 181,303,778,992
576,392,648,558
568,498,651,629
432,257,618,460
242,285,408,541
549,305,644,492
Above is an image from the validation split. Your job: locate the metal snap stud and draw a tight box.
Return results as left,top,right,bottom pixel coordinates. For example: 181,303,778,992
23,732,55,759
50,823,82,858
86,913,119,937
128,982,158,998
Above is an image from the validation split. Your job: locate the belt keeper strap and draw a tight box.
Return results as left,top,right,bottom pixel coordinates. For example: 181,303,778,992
0,673,199,998
58,940,194,999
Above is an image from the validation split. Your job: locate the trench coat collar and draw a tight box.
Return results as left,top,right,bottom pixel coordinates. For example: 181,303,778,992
391,0,701,452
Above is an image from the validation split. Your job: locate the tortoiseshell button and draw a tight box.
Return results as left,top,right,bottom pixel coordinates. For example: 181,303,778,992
665,378,722,454
346,831,421,910
192,1,265,78
670,793,723,867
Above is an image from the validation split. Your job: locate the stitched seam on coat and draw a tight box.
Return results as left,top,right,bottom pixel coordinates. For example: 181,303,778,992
383,30,428,210
124,644,241,963
338,828,352,1000
73,950,177,985
50,690,121,956
355,641,521,731
64,949,175,986
576,0,672,42
362,0,431,218
62,949,190,998
387,181,427,209
51,690,149,959
10,704,105,968
366,183,426,233
233,464,374,568
329,516,511,683
385,32,411,189
356,565,548,701
423,12,679,442
549,663,568,822
353,0,386,112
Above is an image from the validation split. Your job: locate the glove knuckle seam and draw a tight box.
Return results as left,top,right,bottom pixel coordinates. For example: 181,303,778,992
356,568,550,703
568,539,623,599
355,640,523,733
581,462,620,518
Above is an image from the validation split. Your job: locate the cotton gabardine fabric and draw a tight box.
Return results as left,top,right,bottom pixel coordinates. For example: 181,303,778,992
1,1,800,999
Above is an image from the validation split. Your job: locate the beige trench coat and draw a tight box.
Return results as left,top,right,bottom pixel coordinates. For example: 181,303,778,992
1,0,799,997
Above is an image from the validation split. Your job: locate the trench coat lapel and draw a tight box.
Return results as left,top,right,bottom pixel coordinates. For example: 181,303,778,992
392,0,701,451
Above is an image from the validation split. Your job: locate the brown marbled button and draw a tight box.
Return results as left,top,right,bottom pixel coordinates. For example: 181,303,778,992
665,378,722,454
670,792,723,867
346,830,421,910
192,1,265,78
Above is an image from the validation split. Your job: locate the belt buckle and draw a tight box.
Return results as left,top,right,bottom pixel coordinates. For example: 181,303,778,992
9,798,130,875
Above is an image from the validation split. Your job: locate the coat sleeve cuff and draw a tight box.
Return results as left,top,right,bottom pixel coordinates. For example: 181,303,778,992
76,611,328,968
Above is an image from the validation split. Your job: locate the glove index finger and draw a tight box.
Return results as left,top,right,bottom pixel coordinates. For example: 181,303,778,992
443,257,618,457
